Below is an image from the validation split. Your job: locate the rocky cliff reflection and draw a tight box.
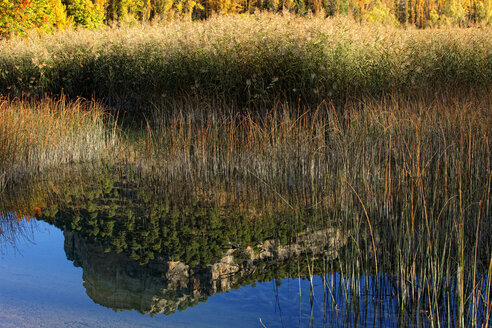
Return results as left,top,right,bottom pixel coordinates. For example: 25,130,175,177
2,165,490,326
64,225,345,315
1,167,346,315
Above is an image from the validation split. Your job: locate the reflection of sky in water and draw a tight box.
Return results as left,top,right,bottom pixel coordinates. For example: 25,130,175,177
0,220,405,328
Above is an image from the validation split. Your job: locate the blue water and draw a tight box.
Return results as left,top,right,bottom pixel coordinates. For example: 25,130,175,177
1,220,365,328
7,218,486,327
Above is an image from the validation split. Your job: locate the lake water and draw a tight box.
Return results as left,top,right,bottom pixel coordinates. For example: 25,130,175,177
0,219,398,328
0,167,489,327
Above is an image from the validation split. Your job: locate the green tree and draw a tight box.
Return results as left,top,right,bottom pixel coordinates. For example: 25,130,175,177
63,0,104,28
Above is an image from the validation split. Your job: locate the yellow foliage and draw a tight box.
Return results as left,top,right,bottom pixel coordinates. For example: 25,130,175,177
476,0,492,24
1,0,491,38
51,0,70,29
364,0,398,25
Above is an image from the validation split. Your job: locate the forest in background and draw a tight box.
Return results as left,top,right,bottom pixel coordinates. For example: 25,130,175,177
1,0,491,38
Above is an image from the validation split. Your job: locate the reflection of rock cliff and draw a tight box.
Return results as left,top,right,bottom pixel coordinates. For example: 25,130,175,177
64,227,346,315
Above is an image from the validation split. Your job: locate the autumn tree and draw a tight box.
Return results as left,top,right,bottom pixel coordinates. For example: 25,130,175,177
0,0,68,37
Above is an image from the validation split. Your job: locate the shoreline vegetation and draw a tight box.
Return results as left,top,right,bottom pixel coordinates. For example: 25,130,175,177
0,96,114,190
0,12,491,327
0,89,491,325
0,14,490,189
1,14,491,113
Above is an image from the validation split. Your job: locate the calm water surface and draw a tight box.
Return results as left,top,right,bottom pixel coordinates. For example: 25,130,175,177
0,167,489,327
0,219,391,328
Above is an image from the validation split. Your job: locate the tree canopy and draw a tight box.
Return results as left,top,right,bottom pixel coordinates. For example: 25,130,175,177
1,0,490,38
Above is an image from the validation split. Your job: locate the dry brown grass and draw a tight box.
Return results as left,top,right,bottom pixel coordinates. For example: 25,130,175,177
0,96,115,190
0,13,490,112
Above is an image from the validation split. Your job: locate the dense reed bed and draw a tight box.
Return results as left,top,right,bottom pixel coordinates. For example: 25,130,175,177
125,90,491,325
0,13,490,113
134,90,490,211
0,88,490,325
0,97,115,191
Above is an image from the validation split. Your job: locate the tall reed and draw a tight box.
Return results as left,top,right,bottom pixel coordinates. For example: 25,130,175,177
124,89,491,325
0,96,115,191
0,88,489,325
0,13,490,113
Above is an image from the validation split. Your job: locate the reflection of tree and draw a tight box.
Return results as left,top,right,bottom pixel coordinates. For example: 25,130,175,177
24,166,320,267
0,165,345,315
2,161,489,326
53,191,306,266
64,224,344,316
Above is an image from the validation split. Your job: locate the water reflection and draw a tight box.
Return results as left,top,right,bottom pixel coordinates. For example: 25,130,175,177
0,213,36,254
64,226,344,316
0,165,490,327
